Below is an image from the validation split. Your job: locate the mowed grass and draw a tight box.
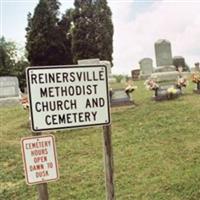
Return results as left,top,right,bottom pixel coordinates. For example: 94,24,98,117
0,80,200,200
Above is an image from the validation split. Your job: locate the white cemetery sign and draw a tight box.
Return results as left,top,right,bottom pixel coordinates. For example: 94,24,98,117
21,135,59,185
26,65,110,132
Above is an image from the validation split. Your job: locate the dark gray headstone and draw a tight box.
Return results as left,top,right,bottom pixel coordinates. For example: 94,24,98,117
173,56,190,72
110,89,133,107
155,85,182,101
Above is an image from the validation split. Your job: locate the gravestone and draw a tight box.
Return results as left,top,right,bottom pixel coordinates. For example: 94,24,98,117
149,39,182,100
193,62,200,94
0,76,20,106
78,58,100,65
155,39,172,67
78,58,116,83
0,76,19,98
100,60,116,83
110,89,133,107
194,62,200,72
131,69,140,80
139,58,153,80
172,56,190,72
78,59,133,106
78,58,111,75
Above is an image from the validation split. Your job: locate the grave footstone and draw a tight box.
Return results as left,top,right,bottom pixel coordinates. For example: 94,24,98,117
110,89,134,107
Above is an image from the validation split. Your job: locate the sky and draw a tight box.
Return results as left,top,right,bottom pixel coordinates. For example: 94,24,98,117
1,0,200,75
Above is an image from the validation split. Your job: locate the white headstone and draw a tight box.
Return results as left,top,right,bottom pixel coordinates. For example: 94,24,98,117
0,76,19,98
139,58,153,75
78,58,100,65
78,59,114,82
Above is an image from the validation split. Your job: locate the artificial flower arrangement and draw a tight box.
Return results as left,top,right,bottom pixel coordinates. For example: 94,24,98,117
167,86,179,94
144,79,159,91
191,71,200,91
20,95,29,110
177,76,188,88
166,86,180,99
125,84,138,93
125,79,137,94
124,81,138,101
144,77,186,99
191,71,200,83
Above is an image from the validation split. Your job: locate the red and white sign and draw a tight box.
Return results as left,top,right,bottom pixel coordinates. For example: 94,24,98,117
21,135,59,185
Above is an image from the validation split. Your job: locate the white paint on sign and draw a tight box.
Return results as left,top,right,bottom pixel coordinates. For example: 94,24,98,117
21,135,59,185
26,65,111,132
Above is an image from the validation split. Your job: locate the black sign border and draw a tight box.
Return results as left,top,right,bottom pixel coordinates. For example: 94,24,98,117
26,65,111,132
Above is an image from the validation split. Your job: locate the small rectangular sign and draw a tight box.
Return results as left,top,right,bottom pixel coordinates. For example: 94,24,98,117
26,65,111,132
21,135,59,185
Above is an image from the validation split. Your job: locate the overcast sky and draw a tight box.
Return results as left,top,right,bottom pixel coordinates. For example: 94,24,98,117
1,0,200,75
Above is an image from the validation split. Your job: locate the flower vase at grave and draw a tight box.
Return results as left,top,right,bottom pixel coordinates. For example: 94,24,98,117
167,92,173,99
197,82,200,90
154,88,158,97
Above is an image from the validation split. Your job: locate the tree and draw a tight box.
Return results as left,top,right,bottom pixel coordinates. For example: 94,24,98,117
72,0,99,63
113,74,123,83
26,0,72,66
13,59,29,92
0,37,17,76
0,37,29,90
58,9,74,64
94,0,113,64
46,0,60,19
72,0,113,64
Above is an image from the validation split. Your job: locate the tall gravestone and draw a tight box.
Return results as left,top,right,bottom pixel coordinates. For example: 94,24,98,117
155,39,172,67
149,39,182,100
139,58,153,80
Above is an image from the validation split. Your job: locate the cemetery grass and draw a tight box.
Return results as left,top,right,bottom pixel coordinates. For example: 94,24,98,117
0,81,200,200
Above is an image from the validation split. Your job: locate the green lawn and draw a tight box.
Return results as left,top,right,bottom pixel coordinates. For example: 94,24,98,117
0,81,200,200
